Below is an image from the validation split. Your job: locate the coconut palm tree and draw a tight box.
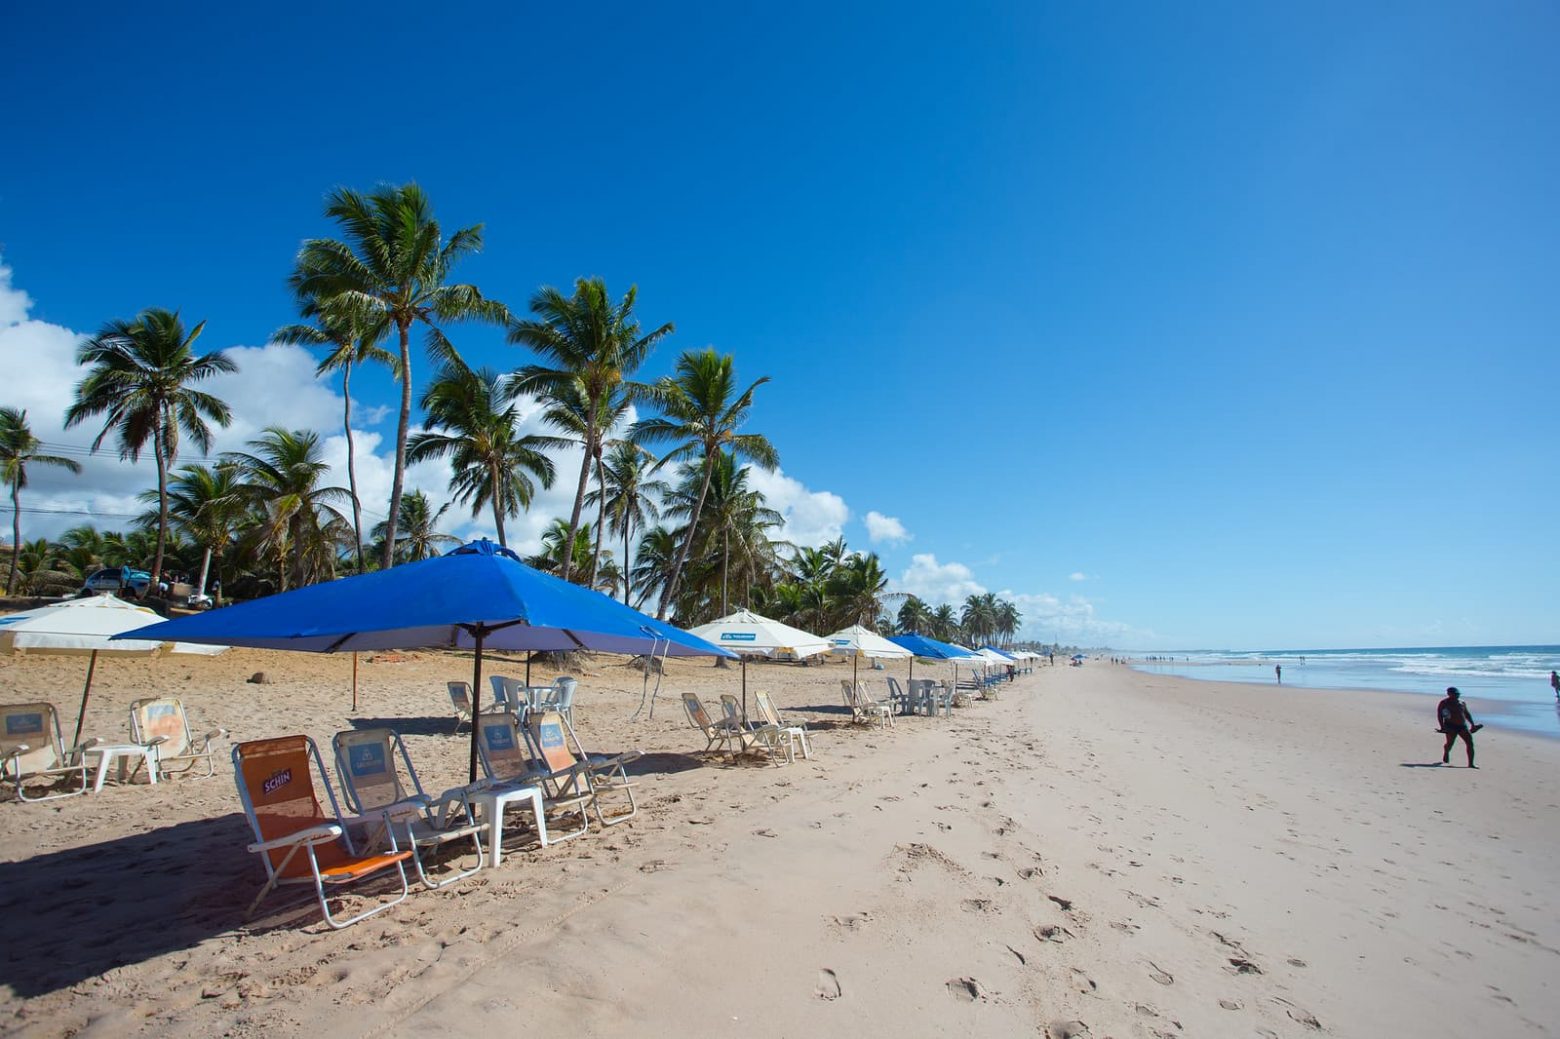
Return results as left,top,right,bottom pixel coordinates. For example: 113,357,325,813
507,278,672,584
64,308,235,590
897,595,932,635
930,604,959,642
407,365,555,548
663,452,783,617
371,489,460,563
629,524,678,611
9,538,77,596
829,551,890,630
224,427,350,590
292,183,508,569
529,375,634,587
145,462,246,599
1,407,82,595
531,517,595,577
633,349,778,620
274,294,394,572
586,440,670,605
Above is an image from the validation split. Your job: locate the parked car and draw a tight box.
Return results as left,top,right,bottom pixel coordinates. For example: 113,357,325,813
83,567,153,595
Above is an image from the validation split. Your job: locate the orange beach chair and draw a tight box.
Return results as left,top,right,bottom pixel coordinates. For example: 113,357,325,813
233,735,412,929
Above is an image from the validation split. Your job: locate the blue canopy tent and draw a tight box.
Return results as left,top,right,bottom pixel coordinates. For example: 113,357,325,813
118,540,734,780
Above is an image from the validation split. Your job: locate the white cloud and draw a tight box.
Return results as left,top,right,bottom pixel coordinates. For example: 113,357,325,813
1069,571,1089,582
999,589,1158,647
864,510,911,545
894,553,986,605
0,262,33,326
745,466,849,547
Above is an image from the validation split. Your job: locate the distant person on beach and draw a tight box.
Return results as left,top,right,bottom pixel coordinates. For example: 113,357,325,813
1551,670,1559,700
1436,687,1481,768
1275,664,1282,684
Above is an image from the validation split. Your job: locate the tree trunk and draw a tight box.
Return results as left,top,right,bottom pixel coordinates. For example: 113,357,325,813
559,427,593,583
721,527,729,615
589,446,607,589
490,459,507,547
623,520,632,606
196,546,211,598
6,479,19,596
657,447,714,620
382,320,412,570
342,360,364,572
150,420,169,594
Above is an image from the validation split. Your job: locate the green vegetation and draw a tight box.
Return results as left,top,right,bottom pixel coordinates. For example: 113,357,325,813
3,181,1024,646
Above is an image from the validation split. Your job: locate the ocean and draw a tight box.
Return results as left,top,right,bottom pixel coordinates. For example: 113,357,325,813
1131,645,1560,737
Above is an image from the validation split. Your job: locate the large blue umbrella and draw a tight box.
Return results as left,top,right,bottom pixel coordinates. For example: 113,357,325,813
118,539,733,779
888,633,983,690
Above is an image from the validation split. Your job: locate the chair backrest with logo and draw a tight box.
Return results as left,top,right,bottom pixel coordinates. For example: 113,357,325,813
476,712,530,782
332,728,411,814
130,698,192,758
233,735,348,878
0,702,68,775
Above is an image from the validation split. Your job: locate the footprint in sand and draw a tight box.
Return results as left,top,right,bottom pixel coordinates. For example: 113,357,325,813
1218,999,1242,1010
1226,958,1262,975
815,969,842,1000
1146,961,1174,985
1271,998,1322,1030
945,977,985,1002
1047,1020,1091,1039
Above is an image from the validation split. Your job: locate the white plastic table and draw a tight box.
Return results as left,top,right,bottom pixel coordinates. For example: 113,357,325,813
467,782,547,867
83,743,159,793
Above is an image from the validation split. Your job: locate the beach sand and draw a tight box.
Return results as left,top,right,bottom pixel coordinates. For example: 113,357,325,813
2,649,1557,1037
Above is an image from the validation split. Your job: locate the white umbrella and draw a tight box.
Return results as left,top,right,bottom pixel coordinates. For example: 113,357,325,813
824,623,912,688
688,608,831,717
0,595,227,744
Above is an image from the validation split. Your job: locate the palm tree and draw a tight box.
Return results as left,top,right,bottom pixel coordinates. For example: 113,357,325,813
531,517,595,577
507,278,673,584
664,452,783,617
930,604,959,642
64,308,235,590
629,524,678,611
146,463,246,599
896,595,931,635
1,407,81,594
531,376,636,587
371,489,460,563
829,551,889,630
9,537,77,596
274,293,394,572
224,428,350,590
407,365,555,547
292,183,508,569
586,441,670,605
634,349,778,620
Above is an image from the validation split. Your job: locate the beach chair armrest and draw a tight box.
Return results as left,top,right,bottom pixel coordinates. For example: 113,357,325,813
248,822,344,854
200,728,228,745
146,735,171,747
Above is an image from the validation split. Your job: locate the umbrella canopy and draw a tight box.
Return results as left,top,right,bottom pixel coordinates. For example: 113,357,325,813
974,647,1013,666
687,609,832,660
687,609,830,718
887,633,978,660
824,622,913,690
824,624,913,660
0,595,227,656
118,539,732,780
1,594,229,745
981,646,1017,661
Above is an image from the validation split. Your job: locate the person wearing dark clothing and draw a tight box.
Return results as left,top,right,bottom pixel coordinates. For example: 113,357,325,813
1437,687,1480,768
1275,664,1282,684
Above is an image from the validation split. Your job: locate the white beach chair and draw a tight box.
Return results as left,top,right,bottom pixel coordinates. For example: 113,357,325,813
681,691,759,761
447,682,474,732
841,681,893,728
332,728,487,890
522,709,640,827
0,702,93,802
129,697,227,780
476,711,590,845
232,734,412,929
719,694,787,766
754,691,811,761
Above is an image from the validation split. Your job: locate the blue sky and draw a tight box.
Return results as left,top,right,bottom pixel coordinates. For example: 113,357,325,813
3,2,1557,649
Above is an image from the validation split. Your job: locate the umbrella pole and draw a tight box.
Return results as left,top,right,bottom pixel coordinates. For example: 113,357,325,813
72,649,98,747
741,656,748,721
525,651,532,686
351,652,359,711
469,631,485,784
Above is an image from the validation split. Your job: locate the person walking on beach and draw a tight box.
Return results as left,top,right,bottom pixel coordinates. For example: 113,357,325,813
1275,663,1282,684
1437,687,1480,768
1551,670,1559,700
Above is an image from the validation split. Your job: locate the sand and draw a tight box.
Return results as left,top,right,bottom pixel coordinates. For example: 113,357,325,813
2,647,1557,1038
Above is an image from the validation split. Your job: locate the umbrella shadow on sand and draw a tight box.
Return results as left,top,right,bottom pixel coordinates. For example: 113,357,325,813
0,812,278,997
